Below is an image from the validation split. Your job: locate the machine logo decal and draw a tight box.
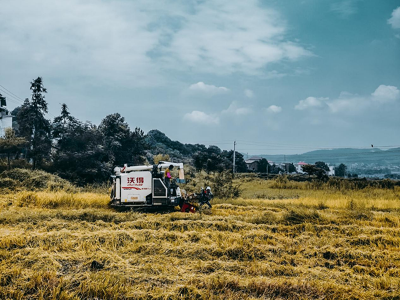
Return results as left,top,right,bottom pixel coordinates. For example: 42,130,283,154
126,177,144,187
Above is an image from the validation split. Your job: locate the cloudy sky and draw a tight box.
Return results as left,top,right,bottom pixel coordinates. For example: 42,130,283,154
1,0,399,154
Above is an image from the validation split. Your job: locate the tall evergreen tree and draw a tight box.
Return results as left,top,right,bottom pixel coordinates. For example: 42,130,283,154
52,103,77,140
17,77,51,169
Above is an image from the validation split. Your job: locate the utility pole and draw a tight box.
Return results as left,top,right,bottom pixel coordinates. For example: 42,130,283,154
233,141,236,174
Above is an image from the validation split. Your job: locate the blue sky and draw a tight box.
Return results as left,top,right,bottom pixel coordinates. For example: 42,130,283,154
0,0,399,154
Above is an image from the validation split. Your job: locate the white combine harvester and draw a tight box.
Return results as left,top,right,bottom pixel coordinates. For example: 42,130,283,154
110,162,186,209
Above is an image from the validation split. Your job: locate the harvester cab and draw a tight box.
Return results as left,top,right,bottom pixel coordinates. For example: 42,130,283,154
110,162,185,208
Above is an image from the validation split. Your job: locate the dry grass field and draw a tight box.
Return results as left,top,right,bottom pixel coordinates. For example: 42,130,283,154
1,178,400,299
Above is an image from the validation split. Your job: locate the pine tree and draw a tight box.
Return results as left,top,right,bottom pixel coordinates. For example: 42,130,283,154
17,77,51,169
53,103,77,139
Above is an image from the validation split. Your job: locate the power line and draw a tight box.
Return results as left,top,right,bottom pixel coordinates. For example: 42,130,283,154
0,84,57,118
0,85,26,103
237,141,400,150
0,87,25,105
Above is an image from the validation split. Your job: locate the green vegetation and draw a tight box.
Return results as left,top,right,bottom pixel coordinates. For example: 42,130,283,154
3,77,249,184
0,172,399,299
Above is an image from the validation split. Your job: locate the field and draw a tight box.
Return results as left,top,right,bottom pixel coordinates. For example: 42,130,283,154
1,178,400,299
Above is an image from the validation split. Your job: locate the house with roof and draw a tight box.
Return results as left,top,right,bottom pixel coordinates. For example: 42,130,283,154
245,156,263,171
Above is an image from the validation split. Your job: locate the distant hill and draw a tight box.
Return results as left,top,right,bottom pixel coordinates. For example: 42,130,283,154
144,130,400,168
255,148,400,166
144,130,206,162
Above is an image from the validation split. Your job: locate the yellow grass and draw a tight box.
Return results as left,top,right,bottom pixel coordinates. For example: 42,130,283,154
0,180,400,299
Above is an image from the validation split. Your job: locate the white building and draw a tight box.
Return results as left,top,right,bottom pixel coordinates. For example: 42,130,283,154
0,103,13,137
245,156,262,171
328,165,335,176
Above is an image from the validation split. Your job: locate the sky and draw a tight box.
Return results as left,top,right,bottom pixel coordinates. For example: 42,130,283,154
0,0,399,155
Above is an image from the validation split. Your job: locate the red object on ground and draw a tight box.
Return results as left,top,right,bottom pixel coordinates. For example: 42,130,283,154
181,203,196,213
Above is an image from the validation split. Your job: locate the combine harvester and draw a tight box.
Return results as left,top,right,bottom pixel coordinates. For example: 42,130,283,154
110,162,213,212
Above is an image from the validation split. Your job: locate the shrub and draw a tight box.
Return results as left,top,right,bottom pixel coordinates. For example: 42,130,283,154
0,178,18,189
210,171,242,199
0,168,75,191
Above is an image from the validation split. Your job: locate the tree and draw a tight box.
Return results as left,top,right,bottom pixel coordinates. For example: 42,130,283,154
257,158,270,173
52,103,77,140
0,128,27,169
335,163,347,177
130,127,147,165
315,161,329,172
52,121,109,184
302,165,320,176
219,150,247,173
17,77,52,169
302,164,328,180
193,145,224,173
288,163,296,173
0,93,6,107
99,113,132,166
99,113,147,167
192,145,245,173
193,151,208,171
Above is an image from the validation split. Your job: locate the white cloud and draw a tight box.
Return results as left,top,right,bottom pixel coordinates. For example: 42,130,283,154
162,0,311,75
0,0,311,88
183,111,219,125
299,85,400,115
388,7,400,29
326,91,364,113
330,0,359,18
222,101,252,115
327,97,364,113
184,101,251,126
244,89,254,98
188,82,229,95
0,0,163,87
266,105,282,113
295,97,328,110
371,85,400,102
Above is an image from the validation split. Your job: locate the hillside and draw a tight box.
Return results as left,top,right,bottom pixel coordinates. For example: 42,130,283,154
258,148,400,166
144,130,400,168
145,130,206,162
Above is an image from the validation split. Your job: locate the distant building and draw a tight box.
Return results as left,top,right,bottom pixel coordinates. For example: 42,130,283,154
0,100,13,137
245,156,263,171
328,165,335,176
295,162,308,173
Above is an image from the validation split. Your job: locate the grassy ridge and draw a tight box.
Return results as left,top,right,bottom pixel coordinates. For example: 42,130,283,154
0,180,400,299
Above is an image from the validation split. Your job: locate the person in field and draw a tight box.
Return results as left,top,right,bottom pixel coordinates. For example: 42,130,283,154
164,164,174,195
